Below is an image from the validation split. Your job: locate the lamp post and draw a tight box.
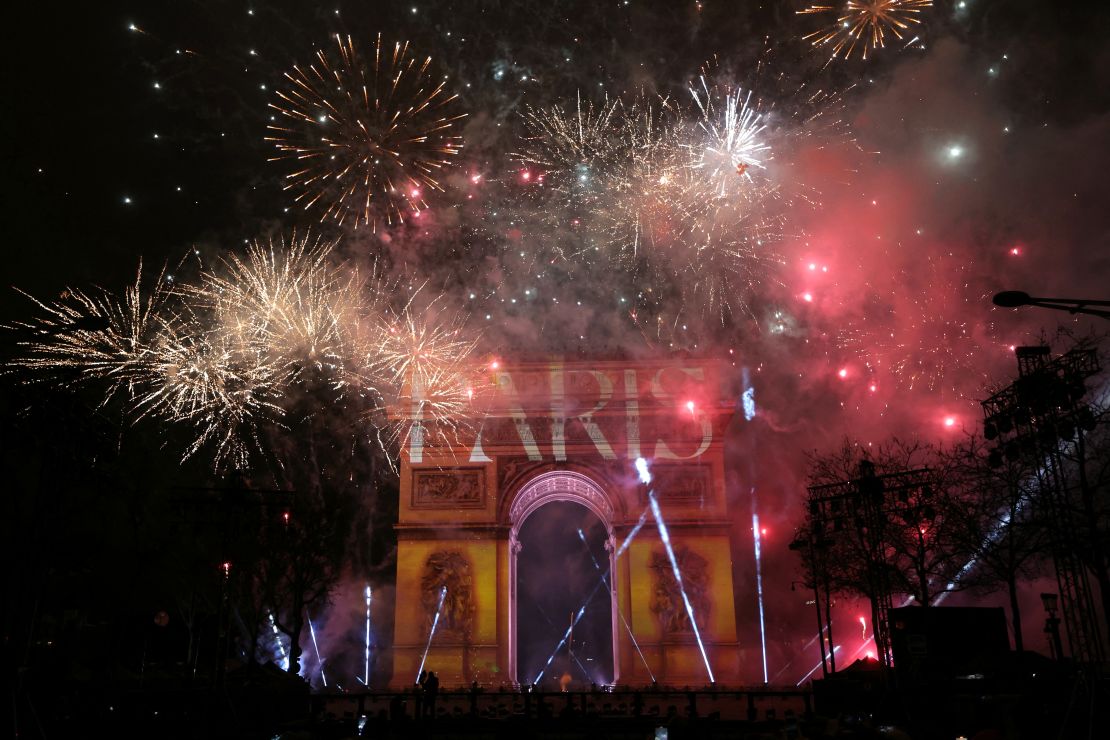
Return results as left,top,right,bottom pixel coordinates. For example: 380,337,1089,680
993,291,1110,320
1041,593,1064,662
788,553,833,680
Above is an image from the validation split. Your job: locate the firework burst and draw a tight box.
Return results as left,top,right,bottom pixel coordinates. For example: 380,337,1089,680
372,292,480,460
5,233,411,469
515,90,790,324
6,263,174,399
798,1,933,62
515,94,623,175
687,76,771,196
186,233,378,392
161,233,386,466
132,310,286,469
266,33,466,231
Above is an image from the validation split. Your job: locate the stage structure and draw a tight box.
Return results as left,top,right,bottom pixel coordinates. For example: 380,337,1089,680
389,359,744,687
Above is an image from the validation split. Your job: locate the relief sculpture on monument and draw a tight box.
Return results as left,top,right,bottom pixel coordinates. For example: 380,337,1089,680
421,551,475,639
412,468,485,509
650,547,710,634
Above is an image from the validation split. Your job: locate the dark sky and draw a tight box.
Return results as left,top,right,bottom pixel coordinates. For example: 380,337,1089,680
6,1,1107,315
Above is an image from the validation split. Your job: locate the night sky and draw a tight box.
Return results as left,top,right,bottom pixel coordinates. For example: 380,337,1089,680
4,0,1110,687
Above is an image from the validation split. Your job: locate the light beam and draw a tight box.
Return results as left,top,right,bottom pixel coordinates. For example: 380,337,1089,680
577,527,656,682
416,586,447,682
637,458,715,683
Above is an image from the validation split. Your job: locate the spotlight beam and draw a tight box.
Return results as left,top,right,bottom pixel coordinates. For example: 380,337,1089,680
532,600,594,680
533,509,649,684
648,489,715,683
796,645,841,686
307,613,327,687
416,586,447,683
751,507,769,684
364,585,373,686
268,612,289,671
578,528,656,682
637,457,714,683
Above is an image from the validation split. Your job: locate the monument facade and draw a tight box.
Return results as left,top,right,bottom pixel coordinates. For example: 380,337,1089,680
390,359,743,686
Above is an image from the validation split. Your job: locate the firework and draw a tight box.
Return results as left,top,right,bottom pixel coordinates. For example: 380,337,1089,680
266,33,466,231
371,292,480,460
134,311,285,469
591,99,694,257
6,233,411,469
185,233,378,392
512,95,627,264
837,255,993,396
159,233,393,466
646,82,787,322
516,93,784,322
798,1,933,62
6,262,174,399
510,56,850,327
687,75,771,196
514,94,623,176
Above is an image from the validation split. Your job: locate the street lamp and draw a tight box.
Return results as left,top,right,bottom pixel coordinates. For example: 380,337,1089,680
993,291,1110,320
1041,593,1064,662
789,537,835,678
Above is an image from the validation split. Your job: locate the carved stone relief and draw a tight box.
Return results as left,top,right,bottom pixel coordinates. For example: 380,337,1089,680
649,546,711,634
412,468,485,509
421,550,474,640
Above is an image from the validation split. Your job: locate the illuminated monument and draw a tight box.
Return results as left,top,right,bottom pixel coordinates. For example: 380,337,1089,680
390,359,743,686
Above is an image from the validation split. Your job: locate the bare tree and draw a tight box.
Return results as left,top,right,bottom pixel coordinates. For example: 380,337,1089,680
939,435,1050,652
796,438,981,665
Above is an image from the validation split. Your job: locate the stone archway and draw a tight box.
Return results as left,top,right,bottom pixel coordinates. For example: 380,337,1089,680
507,470,620,685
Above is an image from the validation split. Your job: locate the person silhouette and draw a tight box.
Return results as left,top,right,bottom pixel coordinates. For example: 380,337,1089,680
425,671,440,718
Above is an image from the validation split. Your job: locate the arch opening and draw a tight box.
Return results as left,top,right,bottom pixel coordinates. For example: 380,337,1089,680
516,501,613,687
507,470,619,686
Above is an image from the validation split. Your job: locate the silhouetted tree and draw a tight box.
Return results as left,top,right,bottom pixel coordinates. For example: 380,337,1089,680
940,435,1049,652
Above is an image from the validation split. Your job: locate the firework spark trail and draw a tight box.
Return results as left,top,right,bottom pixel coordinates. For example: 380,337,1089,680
416,586,447,682
837,254,994,396
798,1,934,62
6,262,174,397
307,614,328,687
266,33,466,231
577,527,656,682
